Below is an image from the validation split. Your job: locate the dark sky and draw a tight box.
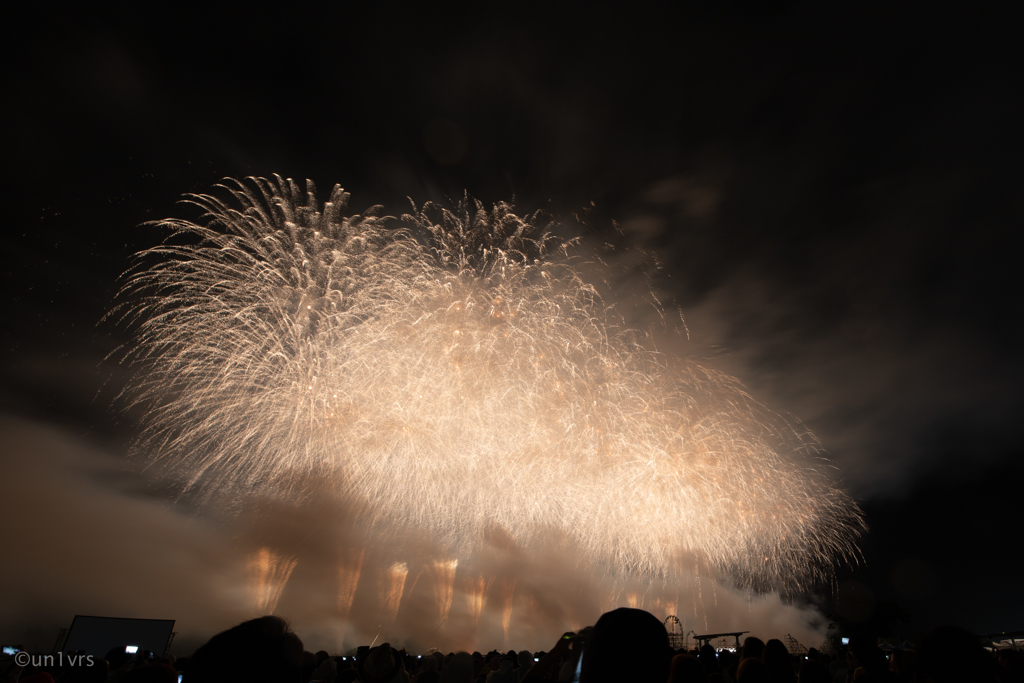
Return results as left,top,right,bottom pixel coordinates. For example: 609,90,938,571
2,2,1022,646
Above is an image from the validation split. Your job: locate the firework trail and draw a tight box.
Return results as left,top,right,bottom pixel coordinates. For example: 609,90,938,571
466,575,492,627
116,175,864,597
382,562,409,622
247,547,298,614
500,579,516,643
432,559,459,624
337,549,365,616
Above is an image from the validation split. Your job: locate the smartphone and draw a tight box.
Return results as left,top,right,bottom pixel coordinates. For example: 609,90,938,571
3,647,20,655
126,646,139,654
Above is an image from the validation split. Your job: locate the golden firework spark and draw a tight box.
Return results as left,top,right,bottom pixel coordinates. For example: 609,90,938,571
338,549,365,616
381,562,408,622
500,578,517,643
466,575,493,628
117,175,865,599
431,559,459,624
247,547,297,614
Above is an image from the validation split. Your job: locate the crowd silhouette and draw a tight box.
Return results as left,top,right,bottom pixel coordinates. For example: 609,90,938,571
3,609,1021,683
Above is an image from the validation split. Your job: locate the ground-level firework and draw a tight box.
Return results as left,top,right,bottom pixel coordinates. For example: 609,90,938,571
115,175,864,637
247,547,297,614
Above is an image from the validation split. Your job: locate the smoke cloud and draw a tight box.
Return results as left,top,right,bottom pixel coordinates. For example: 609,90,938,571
1,414,830,655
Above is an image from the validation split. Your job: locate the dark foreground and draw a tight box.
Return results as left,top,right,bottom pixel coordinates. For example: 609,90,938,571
3,609,1021,683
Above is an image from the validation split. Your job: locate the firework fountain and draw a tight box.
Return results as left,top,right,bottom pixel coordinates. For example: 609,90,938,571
247,547,298,614
337,549,364,616
115,175,864,645
432,560,459,625
466,575,492,629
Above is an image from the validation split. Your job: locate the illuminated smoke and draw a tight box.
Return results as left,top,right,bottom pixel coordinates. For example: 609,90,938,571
382,562,409,622
500,578,516,643
337,549,365,616
432,559,459,624
247,547,297,614
466,575,492,628
116,175,865,611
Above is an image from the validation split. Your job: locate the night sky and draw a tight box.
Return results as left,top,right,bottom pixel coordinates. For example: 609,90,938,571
2,2,1021,648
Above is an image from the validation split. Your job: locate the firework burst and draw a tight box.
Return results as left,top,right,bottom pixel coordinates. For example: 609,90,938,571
115,175,864,594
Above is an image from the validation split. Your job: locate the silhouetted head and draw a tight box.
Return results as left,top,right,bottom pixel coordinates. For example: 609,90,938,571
736,657,772,683
302,651,317,680
996,648,1023,681
122,663,177,683
185,615,304,683
104,647,132,672
439,652,474,683
62,654,108,683
848,635,885,674
742,637,765,661
490,659,516,683
668,653,708,683
890,648,916,676
797,659,830,683
762,639,794,681
578,608,670,683
698,644,720,674
917,625,998,683
337,670,360,683
360,643,404,683
18,673,55,683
